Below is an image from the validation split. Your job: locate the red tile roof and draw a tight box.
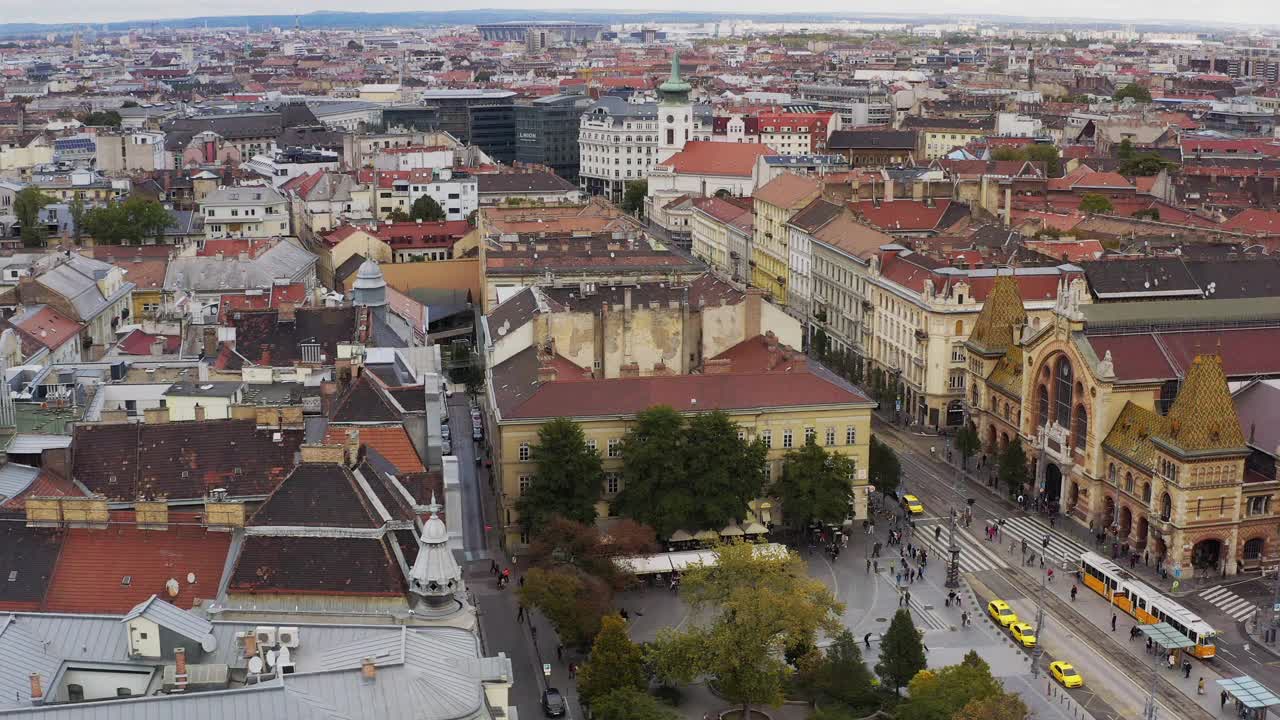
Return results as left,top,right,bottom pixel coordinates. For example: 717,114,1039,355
325,425,425,473
852,199,955,232
0,470,84,511
1221,209,1280,237
1086,328,1280,382
42,511,231,613
199,238,272,258
709,335,807,373
658,141,772,177
116,329,182,356
229,536,406,596
9,306,80,352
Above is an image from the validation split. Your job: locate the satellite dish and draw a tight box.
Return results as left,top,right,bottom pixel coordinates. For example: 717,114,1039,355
265,649,278,668
187,572,197,584
165,578,180,597
200,635,217,653
248,656,264,674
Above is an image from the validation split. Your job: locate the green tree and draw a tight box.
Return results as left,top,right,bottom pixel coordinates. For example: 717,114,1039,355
387,208,411,222
81,110,121,127
650,543,844,720
957,694,1030,720
578,614,647,704
515,418,604,534
591,688,679,720
621,180,648,216
1119,153,1174,177
998,437,1032,499
13,187,53,247
81,196,171,244
869,436,901,497
1024,144,1062,177
67,194,87,244
1079,193,1114,215
1116,138,1135,160
523,517,656,593
1113,83,1152,103
519,566,612,649
612,406,689,536
896,657,1005,720
803,629,875,709
875,608,927,694
410,194,446,221
954,424,980,471
613,407,764,537
683,410,767,530
775,440,854,532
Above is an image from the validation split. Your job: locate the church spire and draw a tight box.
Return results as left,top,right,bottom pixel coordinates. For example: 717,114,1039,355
658,50,691,104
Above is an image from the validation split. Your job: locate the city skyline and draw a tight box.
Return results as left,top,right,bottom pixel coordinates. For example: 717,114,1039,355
7,3,1280,30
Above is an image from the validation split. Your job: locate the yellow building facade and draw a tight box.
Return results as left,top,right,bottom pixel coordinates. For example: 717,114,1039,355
751,174,820,306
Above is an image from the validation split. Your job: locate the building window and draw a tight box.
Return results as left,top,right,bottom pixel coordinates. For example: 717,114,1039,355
606,472,621,495
825,427,836,446
518,443,530,461
1248,495,1271,516
846,426,856,445
783,429,794,449
1054,357,1073,428
951,344,965,363
1142,481,1152,504
761,430,772,449
804,427,816,445
737,430,746,442
608,438,621,458
518,475,531,495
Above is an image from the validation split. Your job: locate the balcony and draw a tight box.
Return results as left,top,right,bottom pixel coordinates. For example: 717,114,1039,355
914,329,928,341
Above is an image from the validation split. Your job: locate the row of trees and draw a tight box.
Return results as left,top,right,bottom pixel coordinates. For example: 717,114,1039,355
517,407,903,541
11,187,172,247
566,543,1026,720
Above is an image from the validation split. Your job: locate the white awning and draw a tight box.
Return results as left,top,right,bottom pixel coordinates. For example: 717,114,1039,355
668,529,694,542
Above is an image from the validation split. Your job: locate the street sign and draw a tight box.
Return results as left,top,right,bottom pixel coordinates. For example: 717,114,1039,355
543,664,552,677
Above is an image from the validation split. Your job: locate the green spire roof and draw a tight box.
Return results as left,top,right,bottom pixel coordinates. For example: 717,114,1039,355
658,50,691,97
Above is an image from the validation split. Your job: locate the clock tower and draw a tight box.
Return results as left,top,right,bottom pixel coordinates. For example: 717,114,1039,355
656,51,693,163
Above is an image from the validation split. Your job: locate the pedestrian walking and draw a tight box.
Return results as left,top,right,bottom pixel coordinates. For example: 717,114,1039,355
568,663,577,680
896,572,902,585
517,605,525,622
905,590,912,607
519,575,525,588
1183,661,1192,679
935,526,942,541
874,560,879,573
1039,555,1045,568
866,559,872,574
491,560,499,575
1222,690,1230,708
531,626,538,641
1047,568,1054,583
1167,653,1175,671
864,632,872,649
557,644,563,661
1070,584,1078,601
1111,614,1117,632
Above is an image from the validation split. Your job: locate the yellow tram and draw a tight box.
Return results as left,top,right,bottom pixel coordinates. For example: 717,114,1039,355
1079,551,1218,659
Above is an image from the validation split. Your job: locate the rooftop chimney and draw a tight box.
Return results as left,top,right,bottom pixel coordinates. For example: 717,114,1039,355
537,364,558,384
144,407,170,424
28,673,41,704
150,337,166,356
704,358,732,374
193,404,206,422
362,657,377,683
174,647,188,693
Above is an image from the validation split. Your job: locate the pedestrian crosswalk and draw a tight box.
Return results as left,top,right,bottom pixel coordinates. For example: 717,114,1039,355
911,521,1010,574
996,515,1091,567
1198,585,1259,622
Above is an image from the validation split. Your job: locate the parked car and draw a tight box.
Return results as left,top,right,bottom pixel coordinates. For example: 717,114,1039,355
1050,661,1083,688
1009,622,1036,648
541,689,566,717
987,599,1018,627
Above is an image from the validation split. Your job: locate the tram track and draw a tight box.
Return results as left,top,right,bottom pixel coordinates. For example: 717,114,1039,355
991,567,1216,720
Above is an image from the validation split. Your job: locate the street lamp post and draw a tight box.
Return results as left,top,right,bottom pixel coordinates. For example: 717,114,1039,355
946,508,961,589
1031,564,1046,677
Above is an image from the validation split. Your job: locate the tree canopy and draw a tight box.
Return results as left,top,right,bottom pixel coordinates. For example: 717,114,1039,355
991,144,1061,177
13,187,53,248
612,407,765,537
649,543,843,720
954,425,981,471
998,437,1032,499
1079,193,1114,215
590,689,679,720
410,194,446,222
578,614,647,704
622,180,647,216
869,436,901,497
519,565,612,649
875,608,927,694
80,110,121,127
1113,83,1152,103
796,629,876,711
775,440,855,531
81,196,171,245
515,418,604,534
896,650,1024,720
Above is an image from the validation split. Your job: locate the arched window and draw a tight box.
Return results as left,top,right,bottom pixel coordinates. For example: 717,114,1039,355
1108,463,1116,484
1054,357,1073,427
1142,481,1152,503
1073,404,1088,450
1160,492,1172,522
1126,473,1135,493
1037,385,1049,427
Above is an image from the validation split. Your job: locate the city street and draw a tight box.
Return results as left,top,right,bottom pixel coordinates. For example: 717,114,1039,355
872,416,1280,718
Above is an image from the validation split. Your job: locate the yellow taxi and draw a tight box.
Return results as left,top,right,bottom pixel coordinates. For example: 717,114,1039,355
902,494,924,515
987,599,1018,627
1009,622,1037,648
1050,661,1083,688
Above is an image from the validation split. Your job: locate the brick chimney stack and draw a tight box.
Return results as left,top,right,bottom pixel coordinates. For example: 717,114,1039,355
28,673,41,704
537,364,558,384
174,647,188,692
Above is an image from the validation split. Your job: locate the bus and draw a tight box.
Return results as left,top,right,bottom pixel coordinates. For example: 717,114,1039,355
1078,551,1217,659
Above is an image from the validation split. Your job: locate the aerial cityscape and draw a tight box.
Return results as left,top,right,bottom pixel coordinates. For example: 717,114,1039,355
0,8,1279,720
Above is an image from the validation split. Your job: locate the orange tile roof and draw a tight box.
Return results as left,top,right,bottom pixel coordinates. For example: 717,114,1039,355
325,425,425,472
754,173,822,209
658,141,772,178
42,511,231,614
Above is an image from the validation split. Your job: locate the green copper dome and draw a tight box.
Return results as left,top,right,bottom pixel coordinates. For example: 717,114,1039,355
658,51,691,100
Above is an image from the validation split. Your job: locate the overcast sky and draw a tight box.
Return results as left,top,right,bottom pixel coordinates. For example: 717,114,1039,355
13,0,1279,28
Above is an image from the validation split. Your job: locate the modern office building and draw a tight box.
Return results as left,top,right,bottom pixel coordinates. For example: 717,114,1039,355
515,94,592,182
417,90,518,164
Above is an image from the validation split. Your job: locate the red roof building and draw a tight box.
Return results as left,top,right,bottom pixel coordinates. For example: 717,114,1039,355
657,141,772,177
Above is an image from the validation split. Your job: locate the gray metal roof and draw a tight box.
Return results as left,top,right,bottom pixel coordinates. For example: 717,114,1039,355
0,679,353,720
0,463,39,502
1138,621,1196,649
1218,676,1280,709
164,241,316,293
254,240,318,281
0,616,63,709
6,435,73,453
36,264,107,321
121,596,216,649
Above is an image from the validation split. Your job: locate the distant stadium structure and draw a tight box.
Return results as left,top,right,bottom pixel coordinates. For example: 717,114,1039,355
476,22,604,43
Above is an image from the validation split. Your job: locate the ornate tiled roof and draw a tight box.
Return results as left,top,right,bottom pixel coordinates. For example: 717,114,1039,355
987,345,1024,399
967,275,1027,355
1161,354,1248,454
1103,401,1169,472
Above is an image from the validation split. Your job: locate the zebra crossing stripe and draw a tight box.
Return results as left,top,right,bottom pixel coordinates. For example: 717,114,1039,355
1199,587,1232,600
913,526,1010,573
1197,586,1260,621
